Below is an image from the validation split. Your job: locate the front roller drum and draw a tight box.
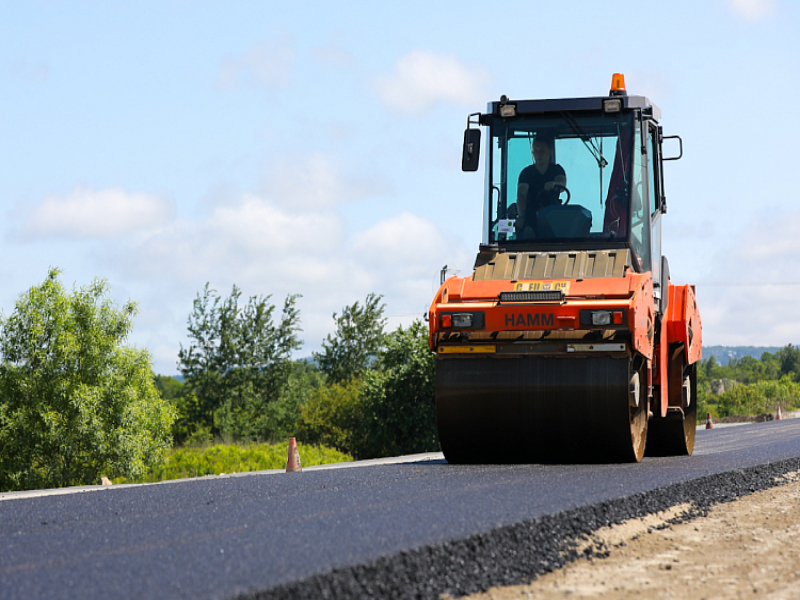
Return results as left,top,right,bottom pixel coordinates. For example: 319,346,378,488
436,355,647,464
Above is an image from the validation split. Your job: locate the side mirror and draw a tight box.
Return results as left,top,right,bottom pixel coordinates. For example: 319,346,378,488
662,135,683,161
462,128,481,172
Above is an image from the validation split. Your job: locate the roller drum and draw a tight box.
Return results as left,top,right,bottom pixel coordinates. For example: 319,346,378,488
436,355,645,463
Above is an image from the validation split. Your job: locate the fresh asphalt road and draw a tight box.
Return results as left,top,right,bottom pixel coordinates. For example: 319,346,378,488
2,419,800,600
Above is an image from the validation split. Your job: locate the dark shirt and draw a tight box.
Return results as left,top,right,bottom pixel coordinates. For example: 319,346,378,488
518,162,566,212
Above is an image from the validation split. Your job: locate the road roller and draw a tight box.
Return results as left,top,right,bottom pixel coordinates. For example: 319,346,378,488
429,74,702,463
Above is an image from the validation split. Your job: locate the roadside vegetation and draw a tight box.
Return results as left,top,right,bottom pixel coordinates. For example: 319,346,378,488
0,272,435,492
164,289,437,461
114,441,352,484
697,345,800,421
6,269,797,492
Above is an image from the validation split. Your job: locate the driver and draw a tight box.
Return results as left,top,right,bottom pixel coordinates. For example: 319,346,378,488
514,136,566,234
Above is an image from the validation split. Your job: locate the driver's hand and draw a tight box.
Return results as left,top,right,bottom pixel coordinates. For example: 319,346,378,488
544,181,555,192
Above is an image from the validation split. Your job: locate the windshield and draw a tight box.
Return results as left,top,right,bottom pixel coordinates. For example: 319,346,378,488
485,112,638,246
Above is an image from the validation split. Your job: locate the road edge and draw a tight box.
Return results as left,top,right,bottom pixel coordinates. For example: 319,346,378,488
241,456,800,600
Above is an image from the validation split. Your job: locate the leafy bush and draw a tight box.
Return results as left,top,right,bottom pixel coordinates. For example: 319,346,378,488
0,270,175,492
296,378,367,455
697,345,800,421
115,441,352,483
257,360,324,443
358,320,438,457
715,376,800,418
696,385,719,422
297,320,438,459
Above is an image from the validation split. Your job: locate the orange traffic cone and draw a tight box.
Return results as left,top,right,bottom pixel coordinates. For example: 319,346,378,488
705,412,714,429
286,437,302,473
776,406,783,420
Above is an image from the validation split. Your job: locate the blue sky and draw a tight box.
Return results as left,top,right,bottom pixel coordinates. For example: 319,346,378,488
2,0,799,374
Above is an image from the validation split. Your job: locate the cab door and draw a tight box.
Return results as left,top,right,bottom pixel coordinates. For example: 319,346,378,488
647,123,667,313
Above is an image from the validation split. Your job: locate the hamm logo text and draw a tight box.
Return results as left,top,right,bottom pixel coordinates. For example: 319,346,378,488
504,313,554,327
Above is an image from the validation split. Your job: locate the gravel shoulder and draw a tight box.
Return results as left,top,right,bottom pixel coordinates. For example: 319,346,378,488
461,472,800,600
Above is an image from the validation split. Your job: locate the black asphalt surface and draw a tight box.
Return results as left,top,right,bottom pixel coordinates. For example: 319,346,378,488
2,419,800,600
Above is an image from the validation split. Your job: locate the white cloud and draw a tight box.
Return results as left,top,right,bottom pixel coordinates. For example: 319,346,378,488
351,211,473,313
215,38,295,90
374,51,491,115
117,198,466,305
716,210,800,277
352,211,451,266
23,186,173,240
120,192,345,285
727,0,776,20
17,164,471,373
696,209,800,346
102,194,471,371
261,153,388,209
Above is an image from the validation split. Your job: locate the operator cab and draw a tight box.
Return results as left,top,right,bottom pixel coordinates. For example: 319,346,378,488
461,74,681,312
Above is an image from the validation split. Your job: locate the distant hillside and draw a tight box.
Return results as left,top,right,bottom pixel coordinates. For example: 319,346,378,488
703,345,785,365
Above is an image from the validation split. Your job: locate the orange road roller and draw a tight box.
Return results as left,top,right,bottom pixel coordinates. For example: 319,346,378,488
429,74,701,463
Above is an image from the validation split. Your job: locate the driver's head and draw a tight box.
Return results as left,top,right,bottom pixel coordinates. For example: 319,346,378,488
532,136,554,166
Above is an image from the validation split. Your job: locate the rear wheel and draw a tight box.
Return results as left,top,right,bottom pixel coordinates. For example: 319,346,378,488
628,365,648,462
645,358,697,457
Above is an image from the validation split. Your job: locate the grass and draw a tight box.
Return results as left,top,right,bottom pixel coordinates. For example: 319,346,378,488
114,440,353,484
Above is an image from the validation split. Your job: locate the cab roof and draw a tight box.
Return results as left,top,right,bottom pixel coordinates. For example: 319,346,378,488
483,95,661,122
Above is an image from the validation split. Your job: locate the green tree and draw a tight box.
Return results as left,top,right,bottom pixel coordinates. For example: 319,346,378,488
296,378,367,454
153,374,184,401
776,344,800,380
152,375,208,445
704,355,724,379
177,284,302,441
298,319,438,459
360,320,438,457
314,293,386,384
759,351,782,380
264,360,324,442
0,269,175,491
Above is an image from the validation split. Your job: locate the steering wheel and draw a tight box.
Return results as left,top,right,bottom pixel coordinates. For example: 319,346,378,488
537,184,571,205
553,183,571,204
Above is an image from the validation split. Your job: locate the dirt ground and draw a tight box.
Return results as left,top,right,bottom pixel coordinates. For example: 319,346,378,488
460,472,800,600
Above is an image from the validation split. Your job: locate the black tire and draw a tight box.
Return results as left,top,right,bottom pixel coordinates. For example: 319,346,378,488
645,363,697,457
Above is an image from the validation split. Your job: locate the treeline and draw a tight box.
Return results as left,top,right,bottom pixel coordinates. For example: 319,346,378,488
697,345,800,419
0,271,436,492
11,269,798,492
156,289,437,460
